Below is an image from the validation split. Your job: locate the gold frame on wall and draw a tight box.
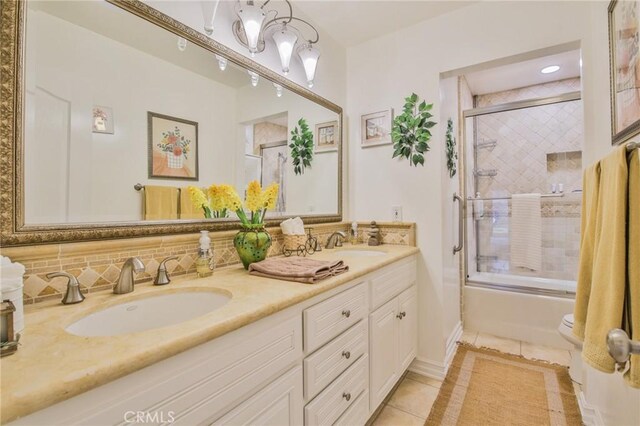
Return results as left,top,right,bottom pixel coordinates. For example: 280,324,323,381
608,0,640,145
0,0,343,246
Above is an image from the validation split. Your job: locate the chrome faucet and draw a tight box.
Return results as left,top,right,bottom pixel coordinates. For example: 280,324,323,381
114,257,145,294
46,272,85,305
154,256,178,286
326,231,346,249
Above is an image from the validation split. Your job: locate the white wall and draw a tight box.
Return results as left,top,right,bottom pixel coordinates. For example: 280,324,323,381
26,9,238,223
347,2,638,423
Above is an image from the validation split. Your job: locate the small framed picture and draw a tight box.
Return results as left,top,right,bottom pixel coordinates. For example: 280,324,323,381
315,120,339,152
608,0,640,145
148,112,199,180
92,106,114,134
361,109,393,148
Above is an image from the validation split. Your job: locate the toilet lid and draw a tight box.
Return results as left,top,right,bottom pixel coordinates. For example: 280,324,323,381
562,314,574,328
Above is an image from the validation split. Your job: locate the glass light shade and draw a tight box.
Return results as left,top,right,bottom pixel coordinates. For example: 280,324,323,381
177,37,187,52
237,3,266,55
215,55,227,71
272,24,297,75
248,70,259,87
297,43,320,88
273,83,283,97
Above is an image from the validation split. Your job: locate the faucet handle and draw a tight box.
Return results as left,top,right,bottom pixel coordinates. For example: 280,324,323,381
155,256,178,286
46,272,85,305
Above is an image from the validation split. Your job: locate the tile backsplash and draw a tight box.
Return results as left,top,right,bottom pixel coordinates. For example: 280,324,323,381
2,221,415,306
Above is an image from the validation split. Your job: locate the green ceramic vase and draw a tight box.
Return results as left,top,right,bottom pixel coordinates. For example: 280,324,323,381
233,228,272,269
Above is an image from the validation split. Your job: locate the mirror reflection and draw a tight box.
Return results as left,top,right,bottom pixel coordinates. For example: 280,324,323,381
24,1,339,225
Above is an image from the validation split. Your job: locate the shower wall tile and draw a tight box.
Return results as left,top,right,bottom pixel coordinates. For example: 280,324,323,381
474,78,583,196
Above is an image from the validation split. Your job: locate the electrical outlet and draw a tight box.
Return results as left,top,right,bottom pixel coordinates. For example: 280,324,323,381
392,206,402,222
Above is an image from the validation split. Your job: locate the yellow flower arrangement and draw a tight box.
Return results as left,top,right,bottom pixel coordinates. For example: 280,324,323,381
262,183,278,210
187,186,212,218
190,181,278,226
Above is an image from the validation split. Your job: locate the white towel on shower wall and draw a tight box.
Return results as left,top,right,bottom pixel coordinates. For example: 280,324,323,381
510,193,542,271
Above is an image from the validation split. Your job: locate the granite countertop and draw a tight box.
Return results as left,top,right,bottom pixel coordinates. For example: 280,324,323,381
0,244,419,423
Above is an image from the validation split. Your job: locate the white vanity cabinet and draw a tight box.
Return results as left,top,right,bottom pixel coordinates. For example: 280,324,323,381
369,259,418,412
12,254,418,426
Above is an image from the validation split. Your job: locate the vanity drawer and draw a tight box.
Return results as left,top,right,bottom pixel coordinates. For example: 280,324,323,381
304,320,368,400
304,354,369,426
370,257,417,310
334,390,369,426
304,282,368,353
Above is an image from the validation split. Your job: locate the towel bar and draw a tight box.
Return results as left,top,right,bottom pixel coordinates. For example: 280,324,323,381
467,193,565,201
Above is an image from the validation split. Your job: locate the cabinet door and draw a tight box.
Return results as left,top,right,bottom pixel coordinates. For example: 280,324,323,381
369,298,398,412
211,366,303,426
397,285,418,372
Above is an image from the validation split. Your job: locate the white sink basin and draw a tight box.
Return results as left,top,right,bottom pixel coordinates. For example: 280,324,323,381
336,249,387,257
66,290,231,337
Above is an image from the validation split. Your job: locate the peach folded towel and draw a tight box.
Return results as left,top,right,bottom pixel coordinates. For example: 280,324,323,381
249,257,349,284
144,186,178,220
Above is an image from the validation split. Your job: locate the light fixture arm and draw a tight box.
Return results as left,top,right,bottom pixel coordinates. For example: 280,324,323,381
265,16,319,44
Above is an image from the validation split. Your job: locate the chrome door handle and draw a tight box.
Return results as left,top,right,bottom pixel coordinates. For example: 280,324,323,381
607,328,640,372
453,193,464,254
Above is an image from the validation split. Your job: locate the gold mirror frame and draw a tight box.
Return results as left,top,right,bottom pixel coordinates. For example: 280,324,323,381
0,0,342,246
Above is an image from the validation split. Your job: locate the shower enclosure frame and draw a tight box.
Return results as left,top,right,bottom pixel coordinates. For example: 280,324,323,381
459,90,582,298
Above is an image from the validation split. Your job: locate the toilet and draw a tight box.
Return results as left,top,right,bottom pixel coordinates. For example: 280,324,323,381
558,314,583,384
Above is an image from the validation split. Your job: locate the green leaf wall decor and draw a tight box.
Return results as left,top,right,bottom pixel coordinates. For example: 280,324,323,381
391,93,436,167
289,118,314,175
446,118,458,178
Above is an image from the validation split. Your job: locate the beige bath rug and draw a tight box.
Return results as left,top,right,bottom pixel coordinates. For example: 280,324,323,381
425,344,582,426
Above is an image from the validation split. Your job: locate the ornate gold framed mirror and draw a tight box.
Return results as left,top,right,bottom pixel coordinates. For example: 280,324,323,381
0,0,342,246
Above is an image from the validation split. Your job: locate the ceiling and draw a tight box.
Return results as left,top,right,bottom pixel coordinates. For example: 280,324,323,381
464,50,582,95
295,0,477,47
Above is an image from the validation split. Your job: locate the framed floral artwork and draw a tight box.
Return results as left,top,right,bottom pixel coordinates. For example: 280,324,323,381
147,112,199,180
361,109,393,148
609,0,640,145
92,106,114,134
315,120,339,152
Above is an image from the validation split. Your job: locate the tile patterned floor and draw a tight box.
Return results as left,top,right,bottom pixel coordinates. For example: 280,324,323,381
371,331,579,425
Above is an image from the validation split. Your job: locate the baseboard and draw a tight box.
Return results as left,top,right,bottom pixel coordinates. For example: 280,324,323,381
445,321,463,366
578,391,604,426
409,356,447,381
409,322,463,381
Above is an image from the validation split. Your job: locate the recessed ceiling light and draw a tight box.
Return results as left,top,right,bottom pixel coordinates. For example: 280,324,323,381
541,65,560,74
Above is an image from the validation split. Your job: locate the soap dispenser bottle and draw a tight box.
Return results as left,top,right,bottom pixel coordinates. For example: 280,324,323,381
196,230,214,278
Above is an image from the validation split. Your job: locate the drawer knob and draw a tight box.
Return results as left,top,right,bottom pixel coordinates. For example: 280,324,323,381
342,309,351,318
396,311,406,319
342,392,351,401
342,350,351,359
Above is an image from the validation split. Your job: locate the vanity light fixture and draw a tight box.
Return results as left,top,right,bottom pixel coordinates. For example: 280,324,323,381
216,54,227,71
177,37,187,52
232,0,320,82
272,23,297,75
201,0,220,36
297,42,320,88
248,70,260,87
541,65,560,74
274,83,283,97
235,1,266,57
